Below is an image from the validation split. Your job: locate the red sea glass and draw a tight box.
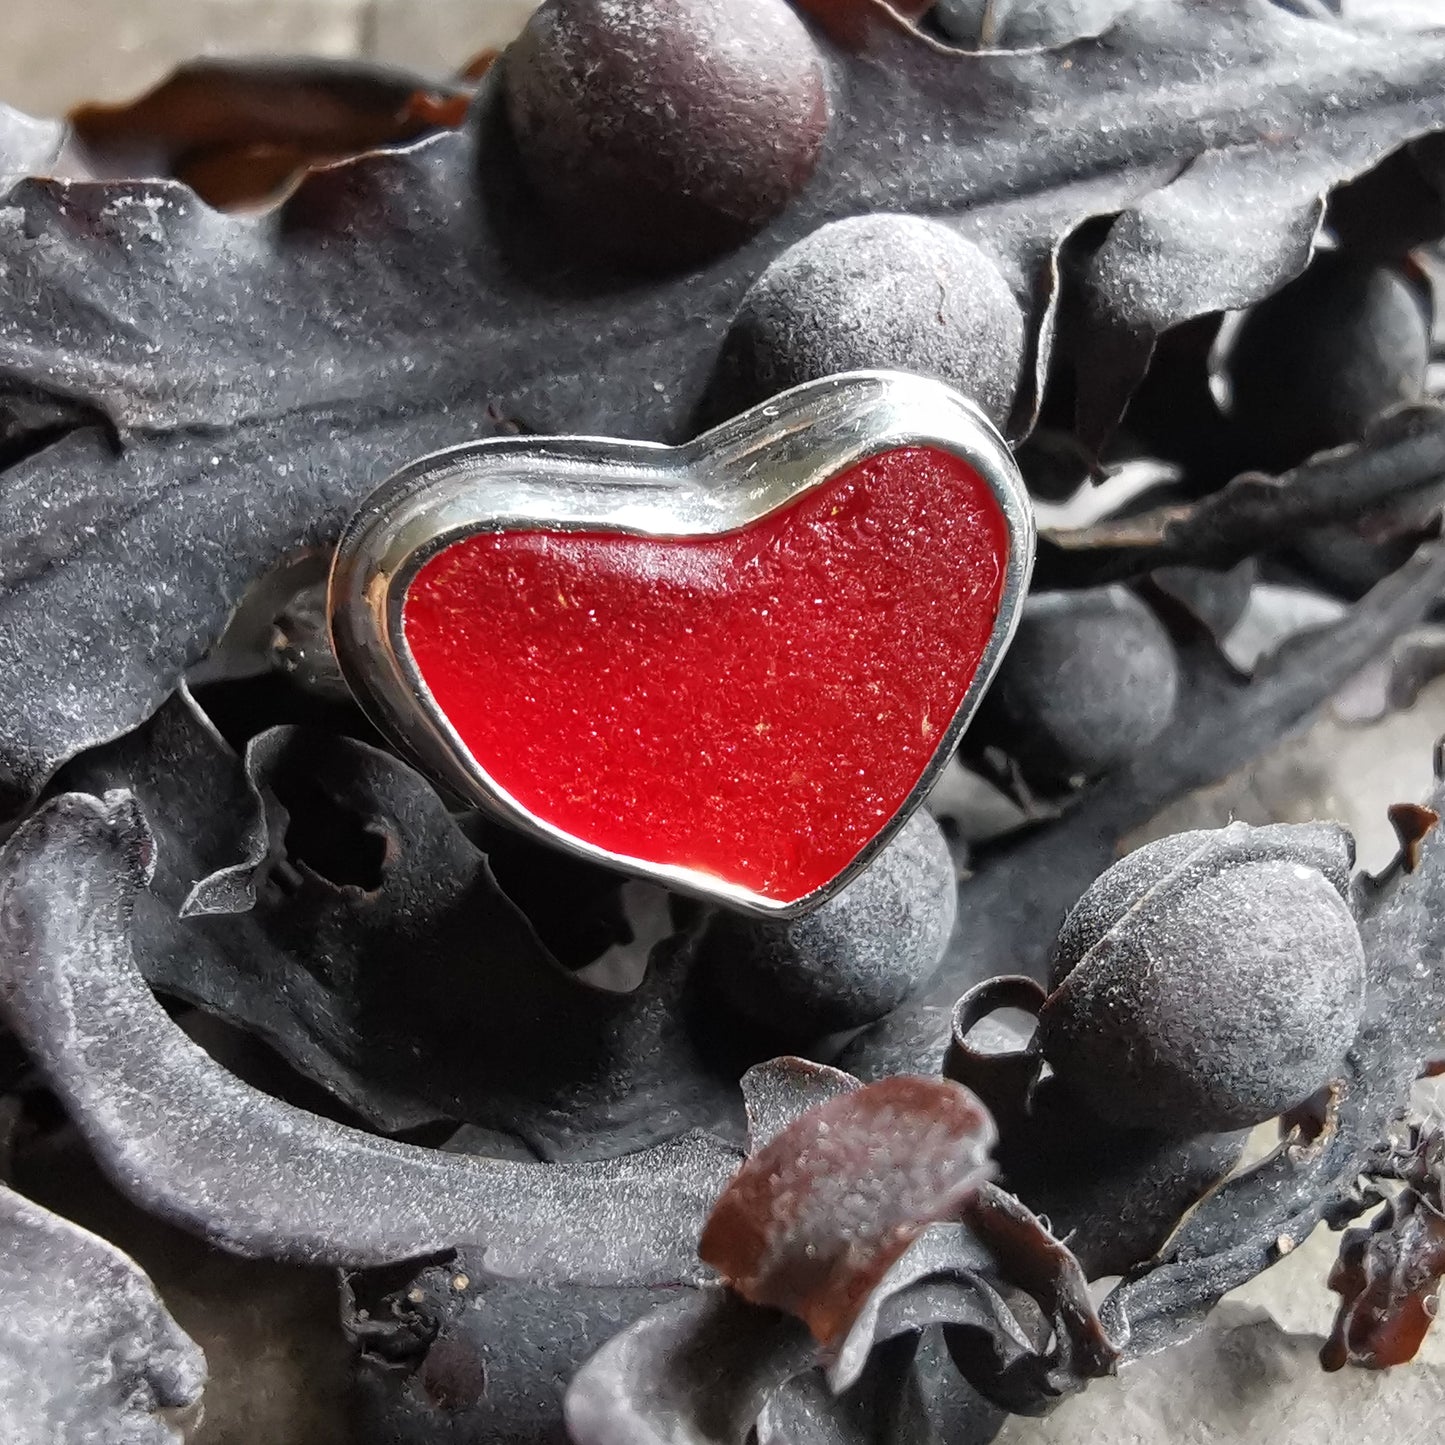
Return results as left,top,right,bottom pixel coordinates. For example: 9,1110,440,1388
403,446,1009,904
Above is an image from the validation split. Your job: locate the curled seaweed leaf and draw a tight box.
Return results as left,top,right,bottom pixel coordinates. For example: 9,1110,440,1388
71,57,473,208
67,716,747,1155
1037,404,1445,589
949,1184,1124,1411
566,1289,816,1445
826,1222,1025,1396
699,1076,995,1347
0,791,739,1282
1322,1127,1445,1371
52,684,271,918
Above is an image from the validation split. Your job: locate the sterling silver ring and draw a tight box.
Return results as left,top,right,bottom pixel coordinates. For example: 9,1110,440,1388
328,370,1035,917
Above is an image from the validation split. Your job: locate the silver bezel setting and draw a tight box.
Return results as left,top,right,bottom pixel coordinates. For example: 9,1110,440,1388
328,370,1036,918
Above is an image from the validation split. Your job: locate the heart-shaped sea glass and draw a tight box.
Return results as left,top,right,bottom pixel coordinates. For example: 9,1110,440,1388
329,372,1033,915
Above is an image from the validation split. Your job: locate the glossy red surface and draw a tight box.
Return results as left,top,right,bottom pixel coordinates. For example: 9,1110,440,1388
403,446,1009,904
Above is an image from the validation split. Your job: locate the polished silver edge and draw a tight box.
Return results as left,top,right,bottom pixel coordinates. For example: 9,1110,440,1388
329,370,1036,918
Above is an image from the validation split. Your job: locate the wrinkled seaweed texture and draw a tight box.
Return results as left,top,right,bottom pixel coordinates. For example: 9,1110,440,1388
1,1,1445,797
65,710,751,1155
0,791,740,1281
0,1182,205,1444
1036,403,1445,589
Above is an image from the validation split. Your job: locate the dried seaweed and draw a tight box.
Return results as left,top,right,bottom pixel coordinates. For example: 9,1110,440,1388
1322,1127,1445,1371
756,1339,936,1445
2,2,1445,798
943,978,1252,1278
563,1056,1119,1440
3,2,1445,1435
566,1290,817,1445
1037,404,1445,589
1097,766,1445,1358
827,1224,1026,1397
844,543,1445,1083
52,683,272,917
740,1056,863,1151
698,1076,994,1345
0,1181,205,1443
70,58,472,208
0,791,740,1281
62,714,752,1153
345,1267,689,1445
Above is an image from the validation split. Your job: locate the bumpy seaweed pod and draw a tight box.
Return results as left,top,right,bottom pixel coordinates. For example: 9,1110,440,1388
712,213,1026,427
1039,821,1365,1134
504,0,831,268
697,809,956,1037
974,586,1180,785
1223,253,1431,469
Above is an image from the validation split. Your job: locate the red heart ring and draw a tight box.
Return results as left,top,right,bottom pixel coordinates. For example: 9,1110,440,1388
329,372,1034,916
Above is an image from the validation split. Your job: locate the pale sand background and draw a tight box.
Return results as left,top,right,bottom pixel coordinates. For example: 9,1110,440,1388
0,0,540,117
